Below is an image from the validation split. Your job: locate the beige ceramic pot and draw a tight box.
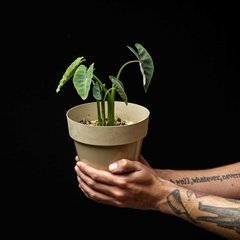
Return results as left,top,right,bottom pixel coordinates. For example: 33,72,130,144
66,101,150,171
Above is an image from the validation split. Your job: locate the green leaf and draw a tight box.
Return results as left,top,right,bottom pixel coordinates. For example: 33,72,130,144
92,81,103,101
109,75,128,104
56,57,85,93
127,43,154,93
73,63,94,100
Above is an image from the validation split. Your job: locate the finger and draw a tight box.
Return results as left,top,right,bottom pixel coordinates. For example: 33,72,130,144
77,164,123,198
109,159,142,174
75,155,79,161
75,165,81,176
79,178,123,207
76,161,117,185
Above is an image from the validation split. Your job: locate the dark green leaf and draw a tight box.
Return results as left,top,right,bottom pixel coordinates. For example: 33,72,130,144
127,43,154,93
109,75,128,104
92,81,103,101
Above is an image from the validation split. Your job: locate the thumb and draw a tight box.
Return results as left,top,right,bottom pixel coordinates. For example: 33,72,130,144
108,159,141,174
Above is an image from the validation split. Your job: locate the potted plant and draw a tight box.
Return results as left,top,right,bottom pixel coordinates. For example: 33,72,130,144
56,43,154,170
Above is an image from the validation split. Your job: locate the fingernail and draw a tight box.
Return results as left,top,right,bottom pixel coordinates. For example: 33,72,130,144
109,162,117,171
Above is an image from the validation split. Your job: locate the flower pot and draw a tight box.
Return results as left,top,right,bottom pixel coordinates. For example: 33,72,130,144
66,101,150,171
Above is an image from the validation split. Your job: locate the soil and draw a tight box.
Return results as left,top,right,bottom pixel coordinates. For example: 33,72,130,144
80,117,133,126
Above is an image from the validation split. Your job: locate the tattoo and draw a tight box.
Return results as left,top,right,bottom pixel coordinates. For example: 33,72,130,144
167,189,240,235
170,173,240,186
187,190,207,199
227,199,240,204
197,202,240,235
167,189,196,223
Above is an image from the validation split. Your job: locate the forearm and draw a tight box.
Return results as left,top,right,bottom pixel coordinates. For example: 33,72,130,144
155,162,240,199
157,183,240,239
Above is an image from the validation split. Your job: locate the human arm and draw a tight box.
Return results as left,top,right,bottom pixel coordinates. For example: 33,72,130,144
74,158,240,239
155,161,240,199
137,155,240,199
159,182,240,240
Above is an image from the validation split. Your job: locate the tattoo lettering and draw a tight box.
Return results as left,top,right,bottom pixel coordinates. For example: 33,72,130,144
197,202,240,235
170,173,240,186
167,189,196,223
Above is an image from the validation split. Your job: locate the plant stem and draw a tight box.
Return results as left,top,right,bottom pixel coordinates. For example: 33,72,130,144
107,89,116,126
117,60,139,78
101,100,106,126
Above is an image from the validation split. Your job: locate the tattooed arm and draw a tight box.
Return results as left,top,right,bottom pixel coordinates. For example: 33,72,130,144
161,187,240,239
155,161,240,199
75,157,240,239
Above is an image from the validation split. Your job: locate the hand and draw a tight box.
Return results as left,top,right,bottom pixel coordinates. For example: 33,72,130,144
75,154,151,166
74,156,166,210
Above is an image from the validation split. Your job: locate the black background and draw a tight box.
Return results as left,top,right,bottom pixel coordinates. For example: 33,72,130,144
4,1,239,239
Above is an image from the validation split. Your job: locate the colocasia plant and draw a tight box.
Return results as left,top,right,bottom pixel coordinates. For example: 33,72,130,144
56,43,154,126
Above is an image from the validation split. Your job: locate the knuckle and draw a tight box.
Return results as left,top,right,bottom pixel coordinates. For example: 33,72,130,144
117,179,128,188
86,178,96,187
